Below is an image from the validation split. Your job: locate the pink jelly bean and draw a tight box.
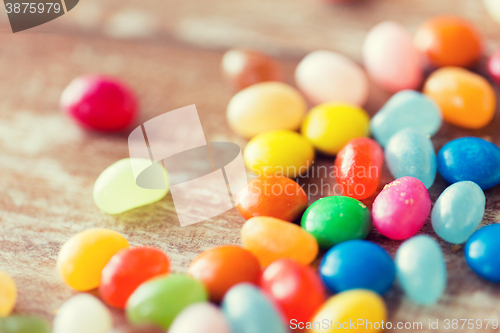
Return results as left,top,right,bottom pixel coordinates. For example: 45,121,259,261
372,176,431,240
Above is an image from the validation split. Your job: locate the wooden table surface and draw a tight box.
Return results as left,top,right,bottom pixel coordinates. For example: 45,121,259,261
1,0,500,331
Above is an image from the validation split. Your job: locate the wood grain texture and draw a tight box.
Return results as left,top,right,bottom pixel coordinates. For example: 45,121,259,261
0,0,500,331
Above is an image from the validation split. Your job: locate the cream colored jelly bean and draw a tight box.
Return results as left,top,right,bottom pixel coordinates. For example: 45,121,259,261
53,294,112,333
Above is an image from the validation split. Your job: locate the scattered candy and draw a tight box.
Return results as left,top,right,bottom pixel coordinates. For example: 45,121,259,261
370,90,442,147
188,245,261,302
465,224,500,283
0,271,16,317
169,303,231,333
241,216,319,266
432,181,485,244
295,50,369,106
363,21,422,92
99,247,170,309
57,228,129,291
487,48,500,85
93,158,169,215
301,103,370,156
0,316,52,333
126,274,207,329
260,259,326,323
414,16,482,67
301,196,371,249
222,284,287,333
236,175,308,221
385,128,437,189
484,0,500,24
437,137,500,190
53,294,112,333
334,137,383,199
243,130,314,178
320,240,395,295
423,67,495,129
226,82,306,138
372,177,431,240
396,235,447,305
60,75,138,131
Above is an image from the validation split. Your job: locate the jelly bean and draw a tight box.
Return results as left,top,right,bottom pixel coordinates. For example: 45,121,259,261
0,271,16,317
370,90,442,147
53,294,112,333
301,103,370,156
236,175,308,221
432,181,485,244
320,240,395,295
396,235,447,305
465,224,500,283
188,245,261,302
241,216,318,266
260,259,326,323
170,303,231,333
222,49,283,91
227,82,306,138
414,16,482,67
363,21,422,92
61,75,138,131
308,290,387,333
57,228,129,291
334,138,383,200
301,196,371,249
222,284,287,333
94,158,169,214
0,316,52,333
372,177,431,240
295,50,369,106
437,137,500,190
484,0,500,24
487,48,500,85
385,128,437,189
99,247,170,309
109,325,164,333
243,130,314,178
126,273,208,329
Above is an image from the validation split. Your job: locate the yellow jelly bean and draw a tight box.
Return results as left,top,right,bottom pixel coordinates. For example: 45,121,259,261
243,130,314,178
301,103,370,156
0,271,16,317
57,228,129,291
227,82,307,138
308,289,387,333
241,216,319,267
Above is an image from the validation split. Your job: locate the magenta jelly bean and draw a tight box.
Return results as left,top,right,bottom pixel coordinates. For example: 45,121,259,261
372,177,431,240
60,75,138,131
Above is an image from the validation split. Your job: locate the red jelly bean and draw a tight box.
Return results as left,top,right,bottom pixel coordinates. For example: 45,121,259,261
334,137,384,200
99,247,170,309
61,75,138,131
260,259,326,323
488,48,500,85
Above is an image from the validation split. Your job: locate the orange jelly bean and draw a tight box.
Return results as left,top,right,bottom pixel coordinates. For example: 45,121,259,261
414,16,482,67
236,175,308,222
423,67,496,129
188,245,261,302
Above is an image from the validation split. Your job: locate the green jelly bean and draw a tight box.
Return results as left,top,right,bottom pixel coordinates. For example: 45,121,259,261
126,273,208,329
0,316,52,333
301,196,371,249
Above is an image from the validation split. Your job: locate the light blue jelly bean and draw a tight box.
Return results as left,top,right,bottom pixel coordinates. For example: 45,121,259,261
385,128,437,188
370,90,442,147
396,235,447,305
222,284,287,333
431,181,485,244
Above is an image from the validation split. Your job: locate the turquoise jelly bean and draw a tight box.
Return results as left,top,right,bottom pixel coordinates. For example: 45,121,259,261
222,284,287,333
385,128,437,188
370,90,442,147
396,235,447,305
431,181,485,244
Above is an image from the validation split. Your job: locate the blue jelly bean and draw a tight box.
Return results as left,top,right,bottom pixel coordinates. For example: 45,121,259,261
396,235,447,305
370,90,442,147
222,284,287,333
319,240,395,295
465,224,500,283
437,137,500,190
432,181,485,244
385,128,437,188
